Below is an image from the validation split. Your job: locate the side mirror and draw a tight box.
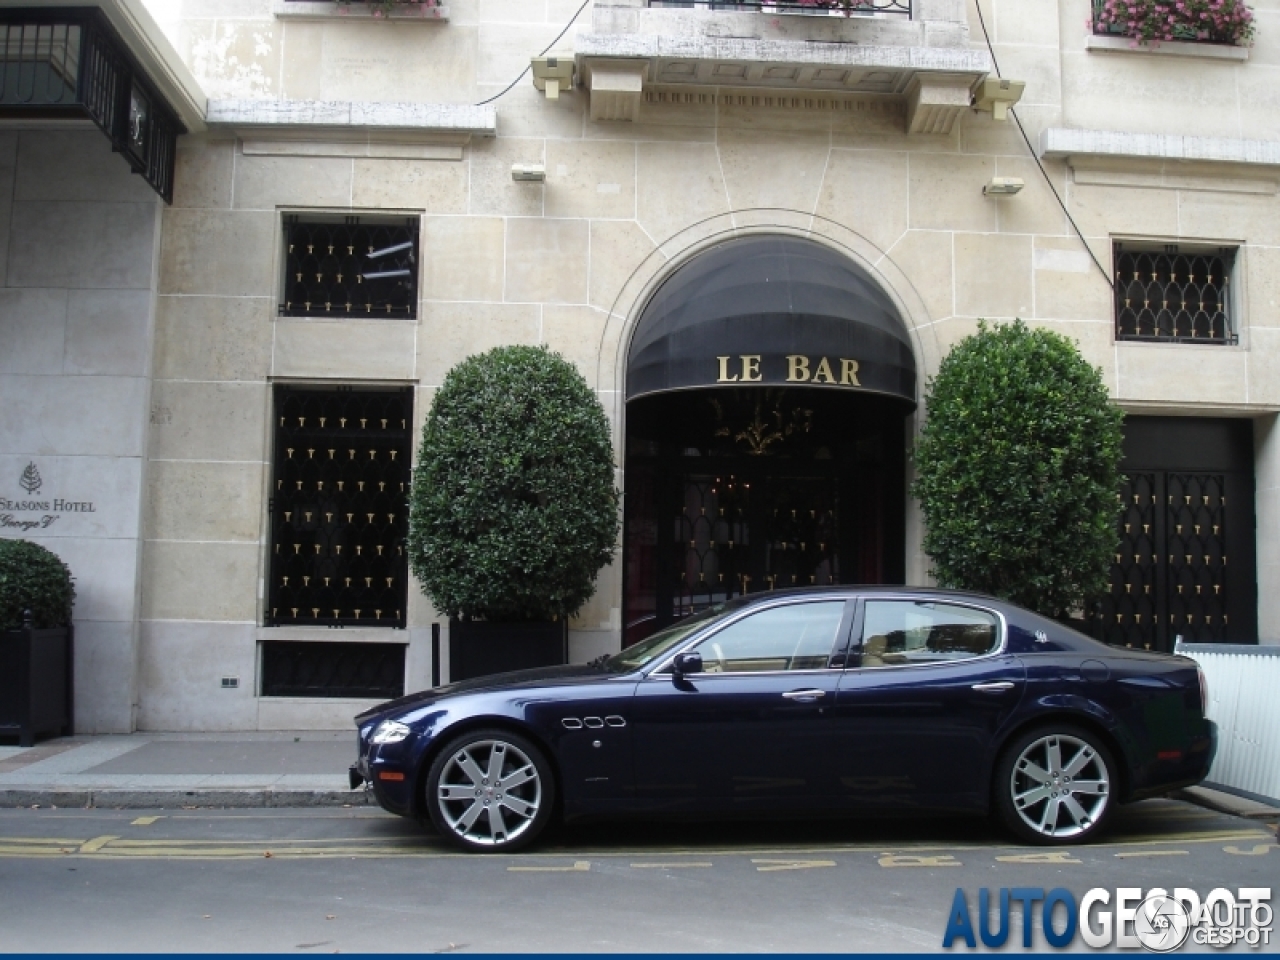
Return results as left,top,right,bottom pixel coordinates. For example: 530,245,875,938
672,651,703,679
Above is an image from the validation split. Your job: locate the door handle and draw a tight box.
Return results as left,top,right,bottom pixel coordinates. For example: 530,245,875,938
782,689,826,701
971,681,1016,693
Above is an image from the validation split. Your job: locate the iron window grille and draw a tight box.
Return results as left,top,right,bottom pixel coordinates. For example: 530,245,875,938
1113,243,1237,345
646,0,910,14
266,385,413,629
0,9,182,202
280,215,419,319
261,640,406,699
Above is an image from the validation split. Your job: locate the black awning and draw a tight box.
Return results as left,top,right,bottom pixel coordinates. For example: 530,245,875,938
627,236,917,408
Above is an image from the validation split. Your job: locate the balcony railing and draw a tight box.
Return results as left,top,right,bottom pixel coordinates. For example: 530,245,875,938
0,10,182,202
646,0,911,17
1091,0,1254,47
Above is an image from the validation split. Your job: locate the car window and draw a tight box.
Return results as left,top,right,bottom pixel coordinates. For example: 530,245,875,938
688,601,845,673
605,602,731,671
859,600,999,667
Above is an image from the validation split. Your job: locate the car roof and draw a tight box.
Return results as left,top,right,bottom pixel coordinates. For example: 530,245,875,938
730,584,1006,605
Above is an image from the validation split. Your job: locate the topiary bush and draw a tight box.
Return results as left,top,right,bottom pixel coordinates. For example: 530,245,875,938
912,320,1124,619
408,345,620,622
0,539,76,630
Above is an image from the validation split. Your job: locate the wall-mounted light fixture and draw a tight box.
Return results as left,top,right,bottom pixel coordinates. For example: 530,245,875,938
511,163,546,182
983,177,1025,197
972,77,1025,121
531,54,575,100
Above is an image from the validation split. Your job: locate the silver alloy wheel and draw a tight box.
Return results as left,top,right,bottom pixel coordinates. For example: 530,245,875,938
435,739,543,847
1009,733,1110,839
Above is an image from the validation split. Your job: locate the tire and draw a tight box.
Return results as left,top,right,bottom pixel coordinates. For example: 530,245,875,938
425,727,556,853
994,724,1116,845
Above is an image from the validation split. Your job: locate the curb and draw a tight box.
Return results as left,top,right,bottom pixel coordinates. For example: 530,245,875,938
0,788,373,809
1173,786,1280,821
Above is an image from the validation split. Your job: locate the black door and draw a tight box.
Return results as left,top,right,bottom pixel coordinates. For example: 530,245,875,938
623,389,906,645
1094,417,1256,650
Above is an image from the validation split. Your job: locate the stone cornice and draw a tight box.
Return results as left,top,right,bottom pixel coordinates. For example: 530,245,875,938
1041,127,1280,169
206,100,497,140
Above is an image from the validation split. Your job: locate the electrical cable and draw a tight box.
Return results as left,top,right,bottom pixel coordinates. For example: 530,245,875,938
970,0,1113,289
474,0,594,107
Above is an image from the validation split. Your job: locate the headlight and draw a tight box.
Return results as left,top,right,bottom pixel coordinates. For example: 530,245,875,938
371,719,412,744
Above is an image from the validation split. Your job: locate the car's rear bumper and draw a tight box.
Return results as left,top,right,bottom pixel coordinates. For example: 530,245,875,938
1129,719,1217,802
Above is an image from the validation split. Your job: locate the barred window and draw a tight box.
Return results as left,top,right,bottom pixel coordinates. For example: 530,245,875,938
1113,243,1237,345
279,215,418,319
266,385,412,629
261,641,405,699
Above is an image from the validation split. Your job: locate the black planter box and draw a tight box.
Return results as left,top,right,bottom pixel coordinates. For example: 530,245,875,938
0,623,73,746
448,619,567,682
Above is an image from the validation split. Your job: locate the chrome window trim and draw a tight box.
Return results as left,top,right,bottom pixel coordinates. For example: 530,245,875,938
642,595,855,680
852,596,1008,670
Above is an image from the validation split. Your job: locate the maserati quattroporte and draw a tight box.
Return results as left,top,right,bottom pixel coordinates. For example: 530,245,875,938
350,587,1216,852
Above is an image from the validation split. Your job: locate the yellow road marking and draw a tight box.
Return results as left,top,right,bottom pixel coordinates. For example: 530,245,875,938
101,837,425,848
507,861,590,873
1114,850,1189,858
0,824,1270,863
1101,829,1270,847
77,836,118,854
878,854,962,868
630,862,713,868
130,816,164,826
1224,844,1273,856
995,851,1082,864
751,859,835,872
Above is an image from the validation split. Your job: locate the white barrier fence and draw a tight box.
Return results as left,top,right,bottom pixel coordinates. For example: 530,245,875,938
1175,642,1280,806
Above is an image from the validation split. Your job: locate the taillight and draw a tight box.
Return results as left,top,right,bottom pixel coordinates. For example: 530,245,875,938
1197,665,1209,717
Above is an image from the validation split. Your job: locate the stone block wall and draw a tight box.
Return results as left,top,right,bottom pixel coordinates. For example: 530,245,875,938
0,130,163,733
115,0,1280,729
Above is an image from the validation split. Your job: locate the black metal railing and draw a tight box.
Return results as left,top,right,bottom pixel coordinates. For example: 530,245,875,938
1113,245,1236,344
261,641,406,699
266,386,413,629
1091,0,1248,46
646,0,910,16
280,216,418,319
0,10,182,202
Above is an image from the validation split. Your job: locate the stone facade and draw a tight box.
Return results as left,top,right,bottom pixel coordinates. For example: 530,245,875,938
3,0,1279,731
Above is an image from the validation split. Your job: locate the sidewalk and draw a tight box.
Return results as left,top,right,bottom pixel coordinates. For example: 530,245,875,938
3,733,1280,821
0,732,371,809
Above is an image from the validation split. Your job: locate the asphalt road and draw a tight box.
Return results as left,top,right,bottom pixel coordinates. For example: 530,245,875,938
0,799,1275,953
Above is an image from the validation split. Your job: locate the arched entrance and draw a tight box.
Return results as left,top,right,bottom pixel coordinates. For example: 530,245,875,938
622,236,918,645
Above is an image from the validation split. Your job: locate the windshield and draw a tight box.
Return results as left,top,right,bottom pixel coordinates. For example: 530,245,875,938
604,604,728,672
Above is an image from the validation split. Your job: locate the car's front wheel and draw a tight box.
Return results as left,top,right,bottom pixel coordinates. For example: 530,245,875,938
425,728,555,852
994,725,1116,845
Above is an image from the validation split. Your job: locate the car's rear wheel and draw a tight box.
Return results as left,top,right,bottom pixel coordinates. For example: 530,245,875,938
995,725,1115,845
425,728,555,853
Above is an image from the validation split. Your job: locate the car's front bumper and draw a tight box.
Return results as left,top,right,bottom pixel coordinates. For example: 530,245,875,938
351,728,417,817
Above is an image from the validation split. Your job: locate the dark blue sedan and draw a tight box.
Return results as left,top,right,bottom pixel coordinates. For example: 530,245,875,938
350,587,1216,852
